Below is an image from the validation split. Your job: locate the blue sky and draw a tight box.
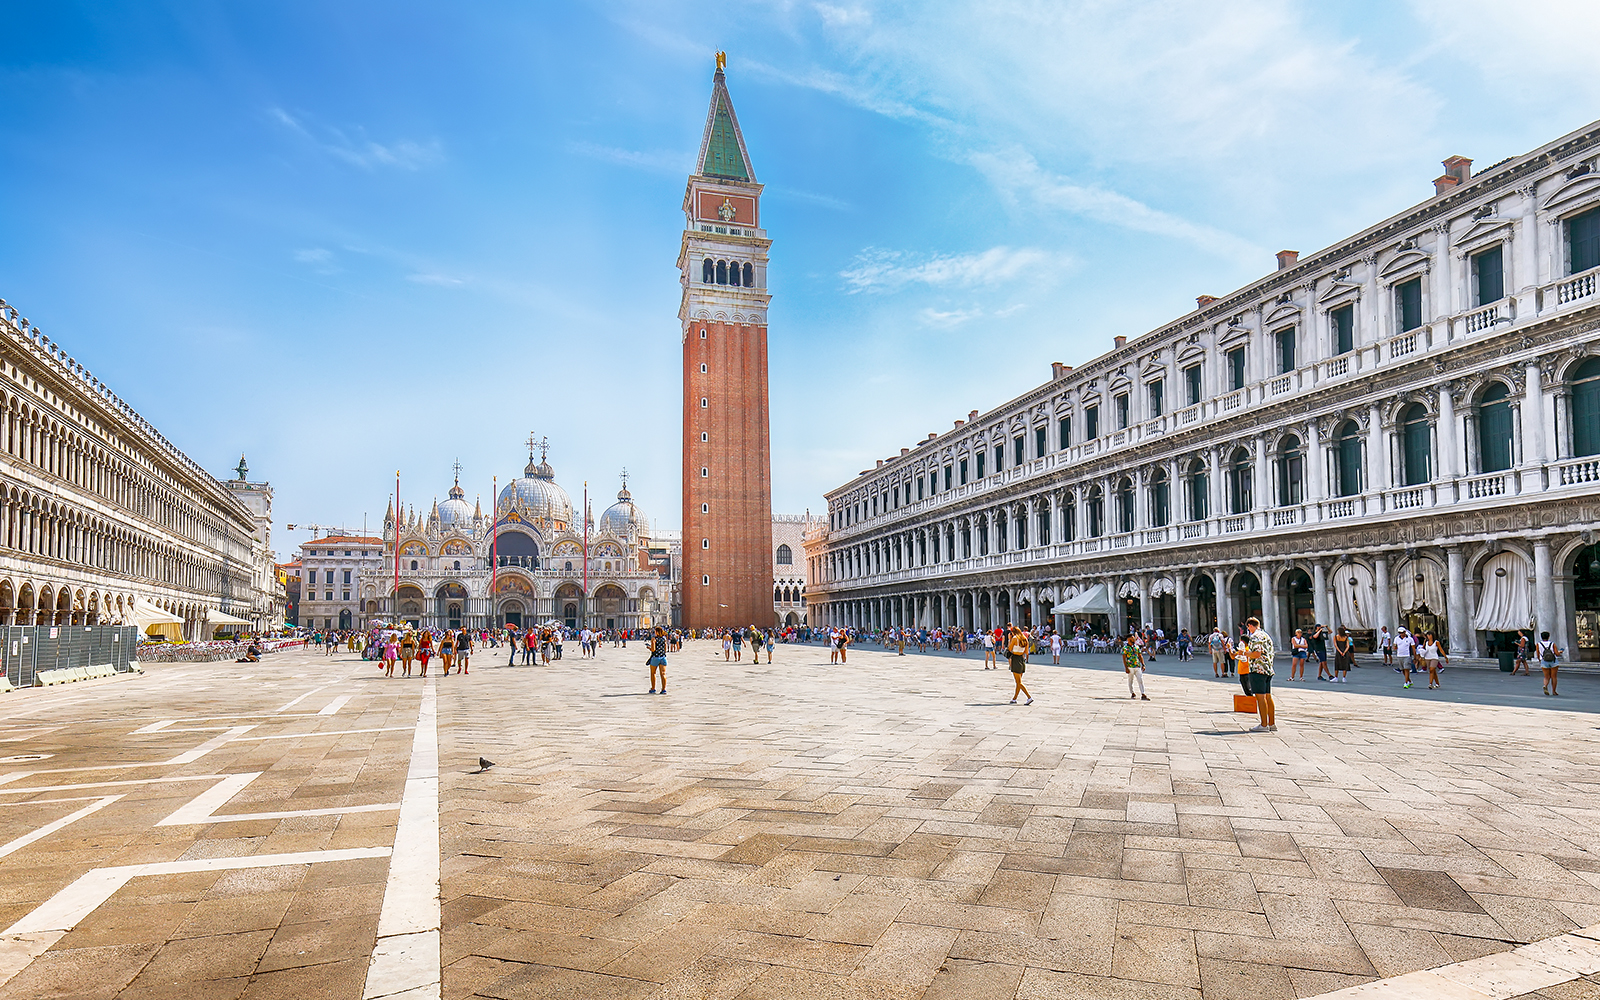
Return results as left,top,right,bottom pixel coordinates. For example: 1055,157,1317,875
2,1,1597,558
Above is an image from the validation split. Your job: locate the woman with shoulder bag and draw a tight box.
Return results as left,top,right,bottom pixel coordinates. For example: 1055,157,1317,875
1537,631,1562,695
1005,625,1032,705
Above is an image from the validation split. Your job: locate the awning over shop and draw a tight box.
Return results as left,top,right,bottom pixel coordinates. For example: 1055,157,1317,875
1053,584,1114,616
132,603,184,641
206,609,254,629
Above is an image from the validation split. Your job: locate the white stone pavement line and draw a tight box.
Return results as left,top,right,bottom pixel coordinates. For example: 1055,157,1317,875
0,846,393,991
1307,924,1600,999
319,694,353,716
155,772,399,826
0,726,257,783
0,775,224,795
232,727,413,742
0,796,121,860
276,684,331,712
363,679,438,1000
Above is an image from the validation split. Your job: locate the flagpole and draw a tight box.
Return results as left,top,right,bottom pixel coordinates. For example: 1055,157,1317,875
490,476,498,631
393,471,400,626
582,481,589,631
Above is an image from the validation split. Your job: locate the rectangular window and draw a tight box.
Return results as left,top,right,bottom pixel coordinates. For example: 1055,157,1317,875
1184,364,1203,405
1276,326,1295,374
976,452,986,478
959,459,968,485
1227,347,1246,390
944,465,953,491
342,570,351,584
1473,245,1504,306
1013,435,1024,466
1114,394,1129,430
1331,304,1354,355
1396,277,1423,332
1035,426,1046,458
994,445,1004,472
929,472,938,495
1148,379,1164,418
871,497,877,516
1058,416,1070,448
892,486,899,507
1084,405,1099,439
917,478,924,500
1570,206,1600,274
342,591,350,601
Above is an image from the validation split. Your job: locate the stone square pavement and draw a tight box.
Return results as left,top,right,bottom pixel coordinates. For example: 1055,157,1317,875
0,640,1598,998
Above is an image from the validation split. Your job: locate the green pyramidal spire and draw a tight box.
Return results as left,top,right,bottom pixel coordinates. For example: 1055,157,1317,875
697,59,754,182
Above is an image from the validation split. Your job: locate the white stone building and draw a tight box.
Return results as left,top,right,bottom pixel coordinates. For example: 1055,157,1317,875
0,296,283,635
772,513,815,627
297,534,384,632
807,121,1600,661
360,448,674,632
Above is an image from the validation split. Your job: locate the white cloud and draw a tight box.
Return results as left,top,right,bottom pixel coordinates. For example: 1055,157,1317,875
407,273,465,287
842,245,1070,293
970,150,1262,265
1407,0,1600,107
568,140,692,174
293,247,339,274
918,307,980,328
269,107,443,171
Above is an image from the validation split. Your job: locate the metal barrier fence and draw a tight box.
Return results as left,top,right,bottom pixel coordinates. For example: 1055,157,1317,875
1,624,139,689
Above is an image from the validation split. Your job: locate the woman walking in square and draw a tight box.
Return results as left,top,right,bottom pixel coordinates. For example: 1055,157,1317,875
647,626,668,694
1005,625,1032,705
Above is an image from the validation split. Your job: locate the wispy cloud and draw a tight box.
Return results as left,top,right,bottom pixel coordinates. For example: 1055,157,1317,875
406,273,465,287
269,107,443,171
918,307,980,328
293,247,339,274
764,184,852,211
842,245,1069,293
567,140,692,174
970,151,1262,265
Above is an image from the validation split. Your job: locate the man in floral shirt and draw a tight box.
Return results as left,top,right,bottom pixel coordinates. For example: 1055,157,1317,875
1245,616,1276,732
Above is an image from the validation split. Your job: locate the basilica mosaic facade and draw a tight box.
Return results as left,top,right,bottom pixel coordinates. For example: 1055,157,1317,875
361,446,675,632
806,120,1600,661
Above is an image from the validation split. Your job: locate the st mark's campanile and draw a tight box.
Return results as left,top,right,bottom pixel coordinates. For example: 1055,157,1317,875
679,54,773,629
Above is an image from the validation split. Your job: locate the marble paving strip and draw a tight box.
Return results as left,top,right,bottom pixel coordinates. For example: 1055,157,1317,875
154,771,400,825
1304,923,1600,998
364,679,440,1000
0,794,121,859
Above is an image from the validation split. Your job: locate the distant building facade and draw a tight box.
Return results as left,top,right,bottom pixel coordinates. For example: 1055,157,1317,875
771,514,815,627
298,535,384,632
0,296,282,635
808,121,1600,661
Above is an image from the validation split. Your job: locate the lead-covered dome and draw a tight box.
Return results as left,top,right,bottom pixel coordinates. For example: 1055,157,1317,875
438,481,472,528
497,455,573,525
599,486,649,539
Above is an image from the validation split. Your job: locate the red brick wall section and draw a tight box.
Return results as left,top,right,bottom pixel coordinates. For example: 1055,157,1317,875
682,320,774,628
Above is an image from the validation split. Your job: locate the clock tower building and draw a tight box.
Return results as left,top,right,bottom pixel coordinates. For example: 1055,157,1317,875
679,55,774,629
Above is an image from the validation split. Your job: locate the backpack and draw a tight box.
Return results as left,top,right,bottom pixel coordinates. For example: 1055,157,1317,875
1539,641,1559,663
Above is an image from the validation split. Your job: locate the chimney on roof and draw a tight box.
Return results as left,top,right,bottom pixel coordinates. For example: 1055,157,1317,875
1434,155,1472,196
1196,294,1219,308
1113,335,1127,350
900,447,909,456
1051,362,1069,379
876,459,883,468
968,409,979,422
1275,250,1298,271
927,431,938,441
953,419,965,429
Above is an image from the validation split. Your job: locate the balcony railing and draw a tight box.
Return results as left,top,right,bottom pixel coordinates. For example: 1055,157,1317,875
1556,267,1598,306
1325,355,1350,378
1269,375,1293,396
1325,499,1356,518
1465,472,1507,499
1271,507,1300,527
1464,302,1502,334
1389,331,1419,358
1557,456,1600,486
1221,390,1244,411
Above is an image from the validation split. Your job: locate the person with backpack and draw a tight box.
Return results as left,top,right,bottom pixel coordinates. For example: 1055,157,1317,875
1208,627,1229,678
1004,624,1032,705
1537,631,1563,695
646,625,668,694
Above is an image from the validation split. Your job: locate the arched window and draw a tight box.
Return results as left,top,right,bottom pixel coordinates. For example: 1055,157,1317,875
774,587,782,603
1062,497,1076,541
1117,477,1135,533
1087,487,1104,537
409,560,418,570
728,261,741,286
1150,469,1170,527
715,260,727,285
453,560,461,571
1571,358,1600,457
1479,384,1513,472
742,262,754,286
1228,448,1252,513
1337,420,1363,495
1187,459,1209,521
1400,403,1431,485
1277,436,1303,506
702,258,714,283
775,544,792,564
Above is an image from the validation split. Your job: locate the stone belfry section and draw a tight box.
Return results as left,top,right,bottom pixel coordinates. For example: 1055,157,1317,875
679,54,774,629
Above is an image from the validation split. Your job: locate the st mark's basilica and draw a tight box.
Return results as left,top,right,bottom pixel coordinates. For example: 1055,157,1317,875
360,441,676,632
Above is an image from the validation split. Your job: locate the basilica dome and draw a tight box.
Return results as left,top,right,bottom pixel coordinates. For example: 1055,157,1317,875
437,481,472,529
599,486,649,539
497,456,573,525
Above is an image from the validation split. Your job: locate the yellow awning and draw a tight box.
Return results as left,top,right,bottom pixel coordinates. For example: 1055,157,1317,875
206,609,254,628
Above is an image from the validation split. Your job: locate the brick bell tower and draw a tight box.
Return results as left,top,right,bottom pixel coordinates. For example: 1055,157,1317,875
680,52,773,630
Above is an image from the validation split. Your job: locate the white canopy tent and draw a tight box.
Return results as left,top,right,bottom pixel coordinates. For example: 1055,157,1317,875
206,609,254,631
131,603,184,642
1053,584,1114,616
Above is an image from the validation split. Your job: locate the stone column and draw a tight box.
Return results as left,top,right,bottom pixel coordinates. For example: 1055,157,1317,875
1524,361,1547,469
1259,564,1279,644
1312,561,1330,630
1308,420,1326,501
1368,404,1387,493
1137,576,1151,631
1174,572,1190,641
1212,568,1232,638
1438,387,1459,479
1533,539,1558,649
1253,434,1270,517
1209,446,1226,519
1374,553,1395,635
1446,546,1472,657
